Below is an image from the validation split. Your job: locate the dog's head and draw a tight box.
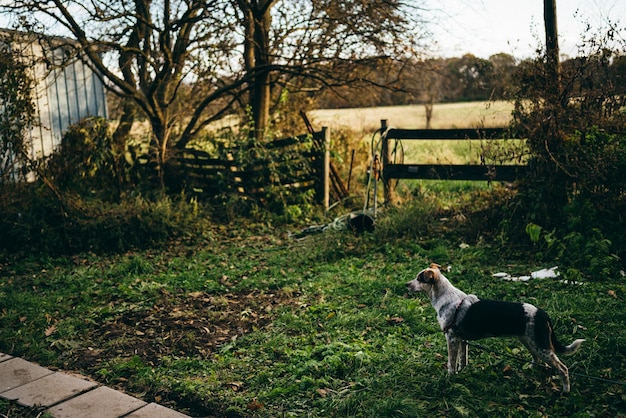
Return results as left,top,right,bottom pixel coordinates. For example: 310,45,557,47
406,263,441,292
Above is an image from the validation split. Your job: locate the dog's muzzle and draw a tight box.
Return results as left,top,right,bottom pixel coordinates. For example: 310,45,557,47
406,279,420,292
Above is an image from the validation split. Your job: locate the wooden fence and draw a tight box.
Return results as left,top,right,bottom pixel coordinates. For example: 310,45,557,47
177,119,527,210
379,120,527,202
179,127,348,210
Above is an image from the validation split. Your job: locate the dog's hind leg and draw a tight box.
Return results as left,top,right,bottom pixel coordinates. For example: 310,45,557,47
520,335,571,392
519,337,540,368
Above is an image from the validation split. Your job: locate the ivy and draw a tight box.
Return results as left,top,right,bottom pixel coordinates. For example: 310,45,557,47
0,40,35,182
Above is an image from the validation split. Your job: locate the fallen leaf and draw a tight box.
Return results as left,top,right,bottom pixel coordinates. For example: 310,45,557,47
387,316,404,324
45,325,57,337
227,381,243,391
247,399,264,410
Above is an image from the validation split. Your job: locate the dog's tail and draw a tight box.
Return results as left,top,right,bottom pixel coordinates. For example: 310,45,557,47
539,310,585,355
554,337,585,355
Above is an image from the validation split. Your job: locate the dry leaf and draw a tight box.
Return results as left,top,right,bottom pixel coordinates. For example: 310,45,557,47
247,399,264,410
227,381,243,391
387,316,404,324
45,325,57,336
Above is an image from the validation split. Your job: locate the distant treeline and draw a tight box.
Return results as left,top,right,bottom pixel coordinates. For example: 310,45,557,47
315,53,626,109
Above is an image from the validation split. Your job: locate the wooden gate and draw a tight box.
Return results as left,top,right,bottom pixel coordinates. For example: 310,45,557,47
379,120,527,202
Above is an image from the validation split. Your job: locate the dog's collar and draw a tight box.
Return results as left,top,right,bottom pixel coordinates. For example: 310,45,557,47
443,297,468,333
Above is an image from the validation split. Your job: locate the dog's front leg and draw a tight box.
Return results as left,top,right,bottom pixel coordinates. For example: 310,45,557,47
446,334,460,374
458,340,468,372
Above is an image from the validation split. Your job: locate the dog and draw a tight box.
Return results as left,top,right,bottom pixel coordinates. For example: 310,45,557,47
406,263,584,393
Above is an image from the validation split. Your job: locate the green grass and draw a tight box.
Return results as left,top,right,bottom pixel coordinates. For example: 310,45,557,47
1,196,626,417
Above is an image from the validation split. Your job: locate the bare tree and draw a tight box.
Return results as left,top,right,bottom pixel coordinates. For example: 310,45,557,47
1,0,429,186
415,59,445,129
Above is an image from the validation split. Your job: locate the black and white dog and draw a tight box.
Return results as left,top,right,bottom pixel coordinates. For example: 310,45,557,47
406,263,584,393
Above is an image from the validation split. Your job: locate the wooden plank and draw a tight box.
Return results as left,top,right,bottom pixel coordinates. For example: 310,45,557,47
384,163,526,182
384,128,506,140
302,119,349,200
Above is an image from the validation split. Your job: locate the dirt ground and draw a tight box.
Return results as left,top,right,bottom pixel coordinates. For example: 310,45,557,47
74,289,299,370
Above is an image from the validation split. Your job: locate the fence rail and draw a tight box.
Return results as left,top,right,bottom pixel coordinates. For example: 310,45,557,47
379,120,527,202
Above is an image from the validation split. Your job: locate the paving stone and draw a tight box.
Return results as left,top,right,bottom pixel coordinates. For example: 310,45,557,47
0,358,54,393
46,386,147,418
1,371,98,407
124,402,190,418
0,355,186,418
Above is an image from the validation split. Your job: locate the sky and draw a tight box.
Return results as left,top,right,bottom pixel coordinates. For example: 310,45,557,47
427,0,626,59
1,0,623,61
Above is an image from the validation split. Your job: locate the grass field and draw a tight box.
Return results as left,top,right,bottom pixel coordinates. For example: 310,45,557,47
1,197,625,417
310,101,524,169
310,101,514,132
2,101,623,417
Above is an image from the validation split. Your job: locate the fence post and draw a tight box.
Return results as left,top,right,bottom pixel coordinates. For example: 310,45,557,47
380,120,395,205
322,126,330,211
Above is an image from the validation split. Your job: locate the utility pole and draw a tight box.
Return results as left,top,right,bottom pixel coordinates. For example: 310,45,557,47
544,0,561,103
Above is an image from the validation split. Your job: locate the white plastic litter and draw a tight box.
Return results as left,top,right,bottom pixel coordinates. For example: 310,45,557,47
531,266,560,279
492,267,560,282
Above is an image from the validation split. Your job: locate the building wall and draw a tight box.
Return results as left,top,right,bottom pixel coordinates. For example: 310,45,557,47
23,38,108,162
1,30,108,180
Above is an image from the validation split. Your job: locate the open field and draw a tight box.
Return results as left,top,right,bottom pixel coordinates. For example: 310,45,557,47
1,202,625,417
310,101,514,133
310,101,523,168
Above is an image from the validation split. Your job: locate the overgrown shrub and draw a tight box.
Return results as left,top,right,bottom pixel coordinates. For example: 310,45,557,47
501,30,626,279
0,185,210,256
45,117,123,199
0,41,35,183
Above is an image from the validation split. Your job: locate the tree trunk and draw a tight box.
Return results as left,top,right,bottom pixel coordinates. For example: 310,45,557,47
424,101,433,129
239,0,274,141
150,117,170,191
111,99,137,198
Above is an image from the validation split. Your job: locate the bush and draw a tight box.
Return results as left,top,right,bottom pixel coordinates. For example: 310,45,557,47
0,184,210,255
0,42,35,183
501,31,626,278
45,117,122,199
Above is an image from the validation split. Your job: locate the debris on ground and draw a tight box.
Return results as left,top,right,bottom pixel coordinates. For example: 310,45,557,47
493,267,559,282
290,211,375,239
492,266,584,285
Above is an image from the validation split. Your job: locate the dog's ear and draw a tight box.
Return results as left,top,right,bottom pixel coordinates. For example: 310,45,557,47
417,268,439,284
429,263,441,271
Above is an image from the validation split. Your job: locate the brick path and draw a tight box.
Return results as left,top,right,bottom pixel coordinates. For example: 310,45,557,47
0,353,190,417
